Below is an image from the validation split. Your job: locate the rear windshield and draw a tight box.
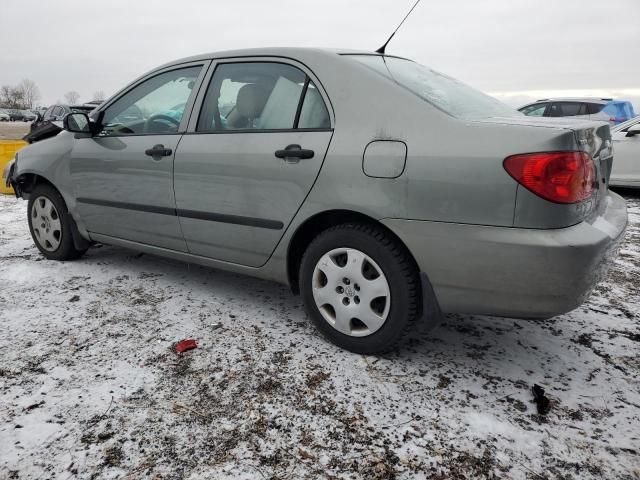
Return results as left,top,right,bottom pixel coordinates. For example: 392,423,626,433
348,55,519,120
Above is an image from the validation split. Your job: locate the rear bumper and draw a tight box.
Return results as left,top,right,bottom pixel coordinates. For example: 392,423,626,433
382,192,628,319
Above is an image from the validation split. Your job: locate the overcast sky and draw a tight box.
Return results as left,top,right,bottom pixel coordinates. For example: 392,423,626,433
1,0,639,108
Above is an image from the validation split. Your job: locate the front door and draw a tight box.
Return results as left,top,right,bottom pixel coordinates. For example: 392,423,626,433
174,60,333,267
70,64,205,251
611,120,640,186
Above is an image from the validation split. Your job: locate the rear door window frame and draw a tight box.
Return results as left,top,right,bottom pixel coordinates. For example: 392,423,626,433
186,56,334,134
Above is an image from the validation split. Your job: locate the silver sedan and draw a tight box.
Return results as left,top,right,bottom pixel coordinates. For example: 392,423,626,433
5,48,627,353
610,116,640,188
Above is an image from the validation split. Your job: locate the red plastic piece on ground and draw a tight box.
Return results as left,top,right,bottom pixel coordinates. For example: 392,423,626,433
175,339,197,353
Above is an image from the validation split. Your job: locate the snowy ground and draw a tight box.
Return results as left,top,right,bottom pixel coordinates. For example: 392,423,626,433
1,192,639,480
0,123,30,141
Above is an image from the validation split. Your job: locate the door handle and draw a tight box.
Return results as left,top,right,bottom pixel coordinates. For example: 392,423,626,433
145,144,173,159
275,144,314,163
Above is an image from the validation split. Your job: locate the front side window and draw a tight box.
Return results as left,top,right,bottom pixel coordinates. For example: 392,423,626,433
520,103,547,116
197,62,330,131
348,55,519,120
99,66,201,136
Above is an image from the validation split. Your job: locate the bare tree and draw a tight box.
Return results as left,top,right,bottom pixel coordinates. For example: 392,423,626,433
92,90,106,102
19,79,40,109
0,85,12,108
64,91,80,104
0,84,25,109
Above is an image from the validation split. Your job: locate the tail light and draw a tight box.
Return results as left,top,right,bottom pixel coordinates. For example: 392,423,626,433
503,151,595,204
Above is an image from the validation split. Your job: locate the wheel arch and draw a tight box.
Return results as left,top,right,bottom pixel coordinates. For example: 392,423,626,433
14,171,57,198
286,209,422,295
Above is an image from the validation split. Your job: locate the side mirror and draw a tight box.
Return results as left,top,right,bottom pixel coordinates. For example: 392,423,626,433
63,112,93,137
625,124,640,137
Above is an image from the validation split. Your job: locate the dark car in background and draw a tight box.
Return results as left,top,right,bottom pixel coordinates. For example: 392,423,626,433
22,110,38,122
519,98,636,124
24,104,95,143
8,109,25,121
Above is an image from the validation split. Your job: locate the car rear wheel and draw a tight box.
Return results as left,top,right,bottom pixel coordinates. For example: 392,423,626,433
27,184,87,261
300,223,420,354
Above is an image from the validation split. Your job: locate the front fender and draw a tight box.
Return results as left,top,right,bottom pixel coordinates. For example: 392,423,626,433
10,132,91,240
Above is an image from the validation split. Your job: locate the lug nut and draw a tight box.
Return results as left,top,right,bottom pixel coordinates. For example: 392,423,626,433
336,286,344,294
343,278,350,285
354,296,360,304
354,284,360,291
342,298,350,306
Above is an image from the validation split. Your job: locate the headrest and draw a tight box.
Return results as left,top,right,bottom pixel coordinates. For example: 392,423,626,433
236,83,269,118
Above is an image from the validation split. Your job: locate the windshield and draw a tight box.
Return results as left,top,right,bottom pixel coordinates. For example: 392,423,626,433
348,55,519,120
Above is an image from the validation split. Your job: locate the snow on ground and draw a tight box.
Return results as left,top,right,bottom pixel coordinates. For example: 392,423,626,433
0,192,639,480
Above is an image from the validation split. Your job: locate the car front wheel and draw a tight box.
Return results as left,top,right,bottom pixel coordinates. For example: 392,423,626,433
27,184,87,261
300,223,420,354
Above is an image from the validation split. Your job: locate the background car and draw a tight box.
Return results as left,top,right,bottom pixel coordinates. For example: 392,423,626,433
8,109,25,121
0,109,9,121
22,110,38,122
24,103,95,143
83,100,104,109
519,98,636,124
610,116,640,188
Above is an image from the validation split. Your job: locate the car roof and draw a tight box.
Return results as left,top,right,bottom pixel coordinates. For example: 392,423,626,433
530,98,612,104
155,47,405,70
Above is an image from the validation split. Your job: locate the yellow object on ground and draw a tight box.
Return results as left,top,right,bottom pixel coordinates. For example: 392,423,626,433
0,140,27,195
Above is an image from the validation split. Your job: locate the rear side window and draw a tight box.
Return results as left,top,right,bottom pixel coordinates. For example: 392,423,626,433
587,103,604,114
298,83,330,129
197,62,330,131
548,102,585,117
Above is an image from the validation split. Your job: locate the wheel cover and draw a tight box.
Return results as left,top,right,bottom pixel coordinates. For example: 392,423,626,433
31,196,62,252
312,247,391,337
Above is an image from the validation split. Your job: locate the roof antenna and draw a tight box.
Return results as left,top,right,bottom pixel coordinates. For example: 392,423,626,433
376,0,422,54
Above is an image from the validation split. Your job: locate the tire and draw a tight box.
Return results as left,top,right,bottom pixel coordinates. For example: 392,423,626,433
299,223,421,354
27,184,87,261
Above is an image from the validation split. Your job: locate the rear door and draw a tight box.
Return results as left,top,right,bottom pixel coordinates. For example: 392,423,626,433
174,59,333,267
70,62,207,251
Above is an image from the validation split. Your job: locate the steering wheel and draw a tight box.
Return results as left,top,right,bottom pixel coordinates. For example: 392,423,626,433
145,114,180,133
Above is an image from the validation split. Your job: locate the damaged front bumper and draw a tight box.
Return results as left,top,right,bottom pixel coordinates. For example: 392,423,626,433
3,157,20,197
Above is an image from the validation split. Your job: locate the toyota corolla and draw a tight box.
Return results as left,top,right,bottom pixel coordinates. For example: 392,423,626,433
5,48,627,353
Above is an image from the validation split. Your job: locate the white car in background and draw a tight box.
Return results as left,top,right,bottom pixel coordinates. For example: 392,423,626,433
611,116,640,188
0,109,10,121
